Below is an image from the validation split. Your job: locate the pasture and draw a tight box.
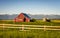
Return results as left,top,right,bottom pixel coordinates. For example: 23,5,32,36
0,19,60,38
0,29,60,38
0,19,60,26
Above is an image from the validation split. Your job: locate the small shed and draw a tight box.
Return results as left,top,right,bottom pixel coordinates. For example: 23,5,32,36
14,13,30,22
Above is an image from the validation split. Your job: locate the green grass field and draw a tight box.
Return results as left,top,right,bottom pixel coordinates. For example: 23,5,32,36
0,20,60,26
0,20,60,38
0,28,60,38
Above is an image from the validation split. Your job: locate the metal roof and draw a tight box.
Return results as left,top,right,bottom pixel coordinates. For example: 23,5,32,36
22,13,31,19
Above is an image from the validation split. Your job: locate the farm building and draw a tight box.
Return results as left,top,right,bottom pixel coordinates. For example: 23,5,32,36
14,13,31,22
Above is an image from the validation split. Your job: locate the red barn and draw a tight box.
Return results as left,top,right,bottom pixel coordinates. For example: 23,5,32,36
14,13,30,22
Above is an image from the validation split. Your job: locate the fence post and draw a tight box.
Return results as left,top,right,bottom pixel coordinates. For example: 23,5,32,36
44,26,46,31
22,25,24,31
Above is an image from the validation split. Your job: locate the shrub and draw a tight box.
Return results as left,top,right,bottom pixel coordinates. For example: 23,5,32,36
46,19,51,22
30,19,36,22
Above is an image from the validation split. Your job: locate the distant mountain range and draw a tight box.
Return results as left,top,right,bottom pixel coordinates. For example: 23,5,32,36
0,14,60,20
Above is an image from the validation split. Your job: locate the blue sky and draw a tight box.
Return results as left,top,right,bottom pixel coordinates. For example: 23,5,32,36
0,0,60,15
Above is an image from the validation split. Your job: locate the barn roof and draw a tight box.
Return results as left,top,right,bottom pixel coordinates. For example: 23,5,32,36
22,13,31,19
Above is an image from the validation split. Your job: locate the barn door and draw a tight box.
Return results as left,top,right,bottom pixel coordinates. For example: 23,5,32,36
24,17,26,22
